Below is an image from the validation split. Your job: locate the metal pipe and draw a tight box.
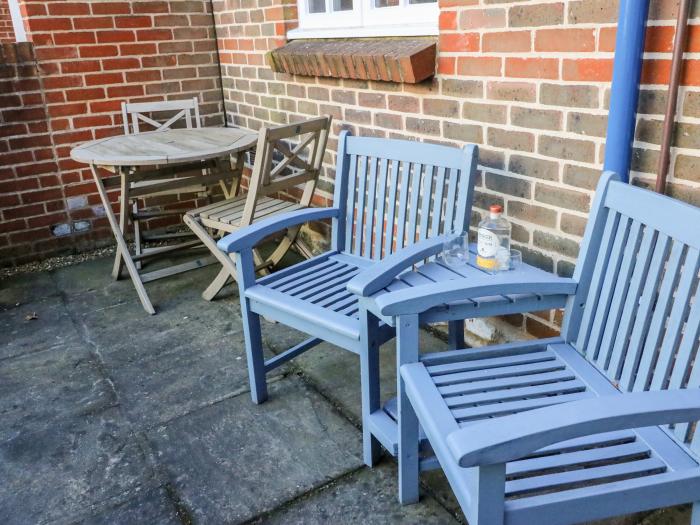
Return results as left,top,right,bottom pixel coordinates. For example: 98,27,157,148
656,0,693,194
603,0,651,183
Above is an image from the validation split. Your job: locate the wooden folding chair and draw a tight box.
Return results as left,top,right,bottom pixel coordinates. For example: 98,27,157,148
184,115,332,300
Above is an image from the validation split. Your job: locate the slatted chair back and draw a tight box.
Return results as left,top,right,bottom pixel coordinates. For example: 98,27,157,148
562,172,700,450
121,97,201,135
238,116,331,228
332,134,478,260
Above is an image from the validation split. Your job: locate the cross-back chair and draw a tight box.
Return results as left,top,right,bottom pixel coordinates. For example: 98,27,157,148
389,171,700,525
184,116,332,301
215,131,478,450
117,97,240,276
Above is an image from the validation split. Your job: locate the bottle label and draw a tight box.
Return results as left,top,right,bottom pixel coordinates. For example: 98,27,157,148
477,228,499,257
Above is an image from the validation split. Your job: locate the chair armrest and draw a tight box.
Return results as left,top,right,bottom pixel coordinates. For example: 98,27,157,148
445,389,700,468
346,235,451,297
373,273,577,316
216,207,340,253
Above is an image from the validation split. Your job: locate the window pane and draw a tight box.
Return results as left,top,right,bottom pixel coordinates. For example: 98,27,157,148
408,0,436,4
332,0,353,11
308,0,326,13
374,0,399,7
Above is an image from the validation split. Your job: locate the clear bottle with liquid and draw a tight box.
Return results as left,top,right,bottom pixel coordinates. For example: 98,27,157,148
476,204,511,273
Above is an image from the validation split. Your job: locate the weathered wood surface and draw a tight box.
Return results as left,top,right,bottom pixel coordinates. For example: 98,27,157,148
71,127,257,166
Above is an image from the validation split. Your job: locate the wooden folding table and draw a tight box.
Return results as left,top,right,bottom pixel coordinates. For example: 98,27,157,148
71,127,257,314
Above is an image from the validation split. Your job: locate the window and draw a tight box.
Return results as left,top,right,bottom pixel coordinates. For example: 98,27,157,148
289,0,438,39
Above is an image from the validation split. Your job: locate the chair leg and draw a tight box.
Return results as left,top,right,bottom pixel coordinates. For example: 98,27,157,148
203,267,232,301
132,200,142,271
241,303,268,404
448,319,465,350
360,308,382,467
397,313,420,504
692,502,700,525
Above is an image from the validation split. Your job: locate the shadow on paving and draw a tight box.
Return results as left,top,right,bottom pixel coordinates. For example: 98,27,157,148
0,254,690,524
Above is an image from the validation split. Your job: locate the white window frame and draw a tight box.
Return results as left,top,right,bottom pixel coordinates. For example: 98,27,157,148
8,0,27,42
289,0,438,39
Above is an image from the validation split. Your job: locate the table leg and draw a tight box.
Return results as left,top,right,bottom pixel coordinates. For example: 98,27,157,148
448,319,465,350
111,167,129,280
91,164,155,315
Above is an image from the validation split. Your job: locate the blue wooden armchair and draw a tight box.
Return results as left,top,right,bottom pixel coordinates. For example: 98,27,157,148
387,171,700,524
216,132,478,422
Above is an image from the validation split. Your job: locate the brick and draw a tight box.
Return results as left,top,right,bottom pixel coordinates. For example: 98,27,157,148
441,78,482,98
462,101,506,124
534,231,579,258
439,33,479,52
509,154,559,182
459,8,506,29
482,31,531,53
563,164,601,190
567,112,607,138
539,135,595,163
568,0,618,23
674,155,700,184
487,81,536,102
510,3,564,27
423,98,459,118
508,200,557,228
540,83,599,108
535,28,595,52
535,183,590,212
563,58,613,82
439,11,457,30
487,127,534,152
358,92,385,108
683,91,700,118
456,56,501,77
561,213,587,237
406,117,441,136
443,121,481,143
638,89,668,115
506,58,558,79
374,113,402,130
387,95,419,113
511,107,561,131
485,172,531,199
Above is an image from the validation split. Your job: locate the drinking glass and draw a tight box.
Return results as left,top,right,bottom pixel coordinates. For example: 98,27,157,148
442,233,468,267
509,249,523,270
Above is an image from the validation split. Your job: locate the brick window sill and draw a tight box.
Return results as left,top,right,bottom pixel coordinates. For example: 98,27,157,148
267,37,436,84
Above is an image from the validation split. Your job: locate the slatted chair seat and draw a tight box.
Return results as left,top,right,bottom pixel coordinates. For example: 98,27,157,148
390,171,700,525
402,340,700,523
189,195,303,227
184,116,331,301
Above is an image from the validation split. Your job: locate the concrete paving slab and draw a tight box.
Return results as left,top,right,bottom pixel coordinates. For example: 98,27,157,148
266,327,446,425
0,343,116,442
148,376,364,524
257,462,459,525
0,296,82,360
70,487,181,525
0,408,157,525
0,271,59,309
102,329,258,430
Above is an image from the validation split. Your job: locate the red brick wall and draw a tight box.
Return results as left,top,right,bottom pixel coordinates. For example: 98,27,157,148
1,0,225,266
213,0,700,335
0,1,15,42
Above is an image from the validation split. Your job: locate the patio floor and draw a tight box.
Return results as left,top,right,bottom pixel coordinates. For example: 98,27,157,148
0,254,692,524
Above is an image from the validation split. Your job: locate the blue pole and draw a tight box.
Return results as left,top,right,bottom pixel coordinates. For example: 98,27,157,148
603,0,650,183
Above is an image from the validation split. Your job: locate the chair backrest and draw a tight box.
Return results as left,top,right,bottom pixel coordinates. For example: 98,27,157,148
331,131,478,260
121,97,201,134
238,116,331,226
562,172,700,449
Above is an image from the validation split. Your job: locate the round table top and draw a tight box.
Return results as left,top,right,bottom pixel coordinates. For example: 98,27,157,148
70,127,258,167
